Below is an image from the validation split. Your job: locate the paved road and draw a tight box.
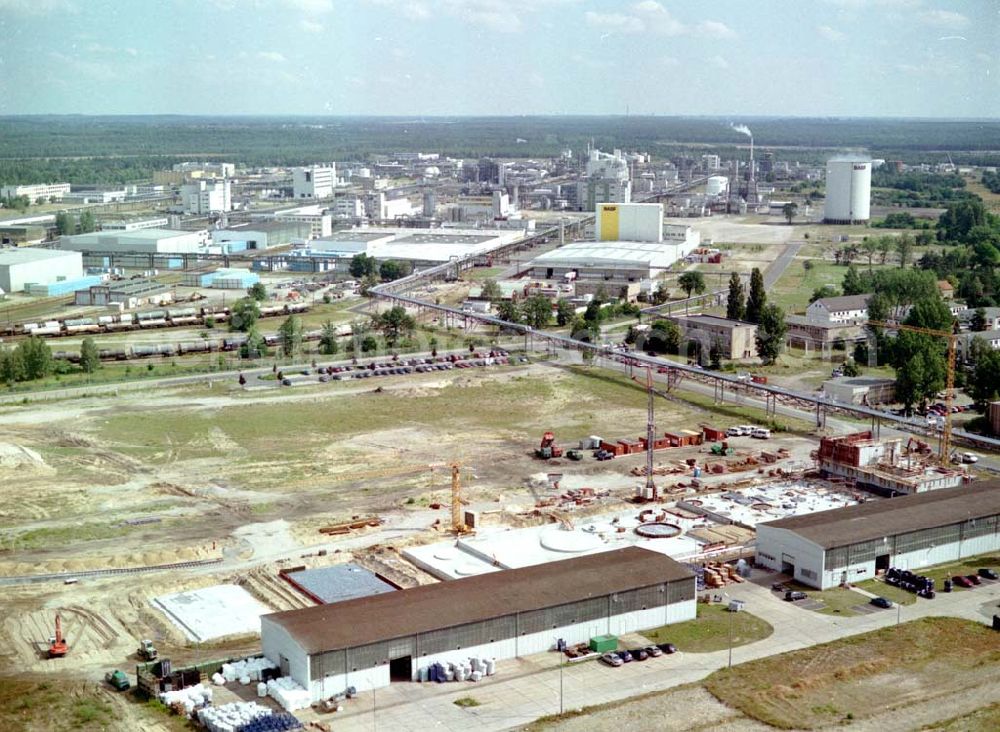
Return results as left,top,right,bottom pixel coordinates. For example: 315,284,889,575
764,239,804,288
314,576,1000,732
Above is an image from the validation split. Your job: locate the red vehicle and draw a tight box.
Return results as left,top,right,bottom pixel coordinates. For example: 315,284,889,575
952,575,974,588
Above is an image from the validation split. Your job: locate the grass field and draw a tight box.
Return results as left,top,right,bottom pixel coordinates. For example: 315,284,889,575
641,603,773,653
769,259,893,313
703,617,1000,730
854,578,918,606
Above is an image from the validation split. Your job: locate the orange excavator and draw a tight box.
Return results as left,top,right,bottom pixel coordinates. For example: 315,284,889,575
48,614,69,658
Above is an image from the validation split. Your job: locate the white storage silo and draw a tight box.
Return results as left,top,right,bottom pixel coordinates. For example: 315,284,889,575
823,158,871,224
705,176,729,197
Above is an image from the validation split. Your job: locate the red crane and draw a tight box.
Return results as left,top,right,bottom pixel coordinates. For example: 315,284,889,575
48,614,69,658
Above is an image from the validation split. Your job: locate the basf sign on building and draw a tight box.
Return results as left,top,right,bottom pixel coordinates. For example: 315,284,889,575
596,203,664,243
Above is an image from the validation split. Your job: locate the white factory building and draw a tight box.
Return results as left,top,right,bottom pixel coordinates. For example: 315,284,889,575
61,228,206,254
1,182,71,202
595,202,663,242
823,158,872,224
179,179,232,215
260,547,695,698
309,227,522,265
0,247,84,293
756,483,1000,590
293,165,337,199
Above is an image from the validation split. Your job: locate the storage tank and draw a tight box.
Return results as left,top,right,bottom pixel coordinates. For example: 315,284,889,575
823,157,871,224
706,176,729,196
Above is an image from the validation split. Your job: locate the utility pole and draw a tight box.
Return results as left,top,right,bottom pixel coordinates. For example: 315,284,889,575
645,366,657,501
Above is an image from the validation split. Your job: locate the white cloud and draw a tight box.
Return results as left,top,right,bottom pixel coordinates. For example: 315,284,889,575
709,55,729,69
584,10,644,33
919,9,969,28
632,1,686,35
696,20,736,39
282,0,333,13
896,63,921,73
401,1,430,19
0,0,75,14
258,51,287,63
300,18,324,32
124,47,138,57
658,55,679,67
817,24,846,41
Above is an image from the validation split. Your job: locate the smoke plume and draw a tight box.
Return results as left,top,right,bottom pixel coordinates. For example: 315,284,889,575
730,123,753,138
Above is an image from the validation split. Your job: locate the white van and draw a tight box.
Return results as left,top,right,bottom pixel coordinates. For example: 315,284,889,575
751,428,771,439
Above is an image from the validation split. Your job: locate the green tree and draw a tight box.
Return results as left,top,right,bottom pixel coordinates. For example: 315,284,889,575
583,299,603,323
496,300,522,324
230,297,260,332
841,359,861,377
937,199,987,243
479,279,502,303
891,298,953,412
0,348,25,383
78,209,96,233
16,336,52,380
555,298,575,326
708,339,723,369
373,305,416,345
55,211,75,235
278,315,304,357
648,319,681,354
677,271,706,299
810,286,839,304
247,282,267,301
379,259,411,282
79,337,100,374
876,236,893,265
319,320,340,355
726,271,746,321
754,304,787,365
860,237,879,270
745,268,766,323
842,265,864,296
360,335,378,353
522,294,553,329
969,342,1000,405
349,253,378,279
239,326,268,359
971,307,988,332
895,234,914,268
782,202,798,225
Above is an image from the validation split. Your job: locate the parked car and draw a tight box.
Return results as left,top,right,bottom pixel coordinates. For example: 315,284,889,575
751,427,772,439
656,643,678,654
962,452,979,463
600,652,623,668
616,650,633,663
966,574,982,585
645,645,663,657
630,648,648,661
771,582,787,592
784,590,808,602
870,596,893,609
726,426,745,437
979,568,999,580
953,575,975,588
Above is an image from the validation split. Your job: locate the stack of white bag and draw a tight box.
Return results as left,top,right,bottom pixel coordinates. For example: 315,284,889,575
220,657,279,684
197,701,272,732
266,676,311,712
159,683,213,716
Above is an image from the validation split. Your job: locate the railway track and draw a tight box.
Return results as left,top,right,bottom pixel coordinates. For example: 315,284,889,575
0,557,223,586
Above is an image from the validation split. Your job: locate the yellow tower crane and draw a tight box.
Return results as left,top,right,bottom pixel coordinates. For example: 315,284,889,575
450,462,471,534
867,320,957,462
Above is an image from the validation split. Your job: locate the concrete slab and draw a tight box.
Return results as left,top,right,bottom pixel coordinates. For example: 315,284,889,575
152,584,271,642
284,564,396,604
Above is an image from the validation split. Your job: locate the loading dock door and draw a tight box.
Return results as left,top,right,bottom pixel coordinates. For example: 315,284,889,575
389,655,412,682
781,553,795,576
876,554,890,572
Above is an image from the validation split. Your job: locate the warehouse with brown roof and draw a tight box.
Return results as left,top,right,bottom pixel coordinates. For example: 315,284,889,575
261,546,695,699
756,482,1000,589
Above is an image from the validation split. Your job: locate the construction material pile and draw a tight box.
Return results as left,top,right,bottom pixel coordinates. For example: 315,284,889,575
159,683,213,716
197,701,273,732
630,463,688,477
421,657,496,683
702,562,747,589
218,657,279,684
267,677,311,711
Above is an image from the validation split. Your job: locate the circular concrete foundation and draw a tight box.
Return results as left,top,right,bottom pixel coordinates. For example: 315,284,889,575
634,522,683,539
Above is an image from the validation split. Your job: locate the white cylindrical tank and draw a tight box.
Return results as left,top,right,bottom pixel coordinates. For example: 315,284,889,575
706,176,729,196
824,158,871,224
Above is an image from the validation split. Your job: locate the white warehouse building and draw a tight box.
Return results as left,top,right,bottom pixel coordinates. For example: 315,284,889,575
756,483,1000,590
293,165,337,199
261,547,695,699
61,228,205,254
0,247,84,293
595,202,663,243
823,158,872,224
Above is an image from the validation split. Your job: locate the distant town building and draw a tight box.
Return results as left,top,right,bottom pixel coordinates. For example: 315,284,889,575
179,179,232,214
805,294,871,324
1,182,71,203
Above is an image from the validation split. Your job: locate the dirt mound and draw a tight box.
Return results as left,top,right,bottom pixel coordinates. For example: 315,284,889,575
0,443,47,470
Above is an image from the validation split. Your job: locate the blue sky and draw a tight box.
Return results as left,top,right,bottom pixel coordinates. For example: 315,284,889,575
0,0,996,117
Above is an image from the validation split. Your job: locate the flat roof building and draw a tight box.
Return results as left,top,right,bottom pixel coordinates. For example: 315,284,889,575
668,314,758,360
61,228,205,254
261,546,695,699
529,236,697,284
0,247,83,293
757,482,999,589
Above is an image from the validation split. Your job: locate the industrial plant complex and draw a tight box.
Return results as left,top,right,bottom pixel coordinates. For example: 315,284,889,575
2,111,1000,732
